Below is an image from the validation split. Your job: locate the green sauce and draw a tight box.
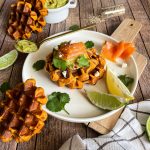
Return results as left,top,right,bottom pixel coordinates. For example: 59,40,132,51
15,40,38,53
45,0,68,9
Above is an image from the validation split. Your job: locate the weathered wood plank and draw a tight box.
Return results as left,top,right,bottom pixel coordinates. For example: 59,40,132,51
128,0,150,58
79,0,95,28
126,0,150,99
0,29,17,150
140,0,150,20
0,0,5,10
0,1,19,148
91,0,107,34
0,0,15,49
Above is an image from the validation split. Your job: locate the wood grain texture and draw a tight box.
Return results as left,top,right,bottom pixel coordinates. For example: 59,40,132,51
0,0,16,49
0,0,5,10
0,0,150,149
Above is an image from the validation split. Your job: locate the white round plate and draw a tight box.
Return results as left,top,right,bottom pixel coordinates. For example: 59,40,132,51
22,30,138,123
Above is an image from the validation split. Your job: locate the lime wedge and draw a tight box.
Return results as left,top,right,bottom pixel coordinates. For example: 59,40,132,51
15,40,38,53
106,67,134,102
86,91,125,110
146,116,150,141
0,50,18,70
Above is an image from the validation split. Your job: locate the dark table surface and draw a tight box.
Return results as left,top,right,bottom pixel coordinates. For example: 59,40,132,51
0,0,150,149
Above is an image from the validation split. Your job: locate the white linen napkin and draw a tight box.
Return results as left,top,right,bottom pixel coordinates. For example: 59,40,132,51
59,100,150,150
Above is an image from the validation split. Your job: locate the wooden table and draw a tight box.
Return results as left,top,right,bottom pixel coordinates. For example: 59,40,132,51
0,0,150,149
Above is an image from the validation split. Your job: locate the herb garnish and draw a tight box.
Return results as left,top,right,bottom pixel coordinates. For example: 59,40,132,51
85,41,94,49
33,60,45,71
46,92,70,114
69,25,80,31
77,55,90,67
53,58,67,71
0,82,10,93
118,75,134,87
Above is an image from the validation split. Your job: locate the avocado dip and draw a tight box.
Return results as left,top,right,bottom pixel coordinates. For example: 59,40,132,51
45,0,68,9
15,40,38,53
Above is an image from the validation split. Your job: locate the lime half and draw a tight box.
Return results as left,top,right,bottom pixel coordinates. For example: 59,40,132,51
86,91,125,110
146,116,150,141
106,67,134,102
0,50,18,70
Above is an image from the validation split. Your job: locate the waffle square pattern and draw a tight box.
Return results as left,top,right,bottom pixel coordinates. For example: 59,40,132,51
0,79,48,142
7,0,48,40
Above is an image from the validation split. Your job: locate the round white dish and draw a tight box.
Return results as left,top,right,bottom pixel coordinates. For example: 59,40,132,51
45,0,77,24
22,30,138,123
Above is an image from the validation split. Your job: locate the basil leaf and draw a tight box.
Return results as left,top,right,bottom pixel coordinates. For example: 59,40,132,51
33,60,45,71
77,55,90,67
0,82,10,93
53,58,67,71
69,25,80,31
118,75,134,87
85,41,94,48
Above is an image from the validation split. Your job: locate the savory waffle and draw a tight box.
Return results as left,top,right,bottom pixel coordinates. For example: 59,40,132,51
45,44,106,89
0,79,48,142
7,0,48,40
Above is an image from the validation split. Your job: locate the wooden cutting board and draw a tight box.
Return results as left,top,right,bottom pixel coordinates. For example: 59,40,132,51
85,19,147,134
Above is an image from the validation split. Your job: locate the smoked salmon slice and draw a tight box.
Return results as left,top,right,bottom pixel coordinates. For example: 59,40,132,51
59,42,87,60
101,41,135,61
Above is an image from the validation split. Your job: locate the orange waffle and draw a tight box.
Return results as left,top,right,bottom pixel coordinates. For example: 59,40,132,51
7,0,48,40
0,79,48,142
45,43,106,89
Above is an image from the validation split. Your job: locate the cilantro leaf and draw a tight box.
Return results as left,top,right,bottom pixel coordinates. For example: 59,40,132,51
53,57,67,71
85,41,94,48
0,82,10,93
46,92,70,114
69,25,80,31
77,55,90,67
33,60,45,71
118,75,134,87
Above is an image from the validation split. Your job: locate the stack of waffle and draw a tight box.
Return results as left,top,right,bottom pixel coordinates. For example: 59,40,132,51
0,79,48,142
46,47,106,89
7,0,48,40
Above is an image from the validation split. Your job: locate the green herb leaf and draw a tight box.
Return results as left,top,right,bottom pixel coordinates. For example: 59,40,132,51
0,82,10,93
118,75,134,87
85,41,94,48
53,58,67,71
77,55,90,67
33,60,45,71
46,92,70,114
69,25,80,31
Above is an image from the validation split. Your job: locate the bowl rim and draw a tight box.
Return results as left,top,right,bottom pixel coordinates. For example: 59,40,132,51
22,30,138,123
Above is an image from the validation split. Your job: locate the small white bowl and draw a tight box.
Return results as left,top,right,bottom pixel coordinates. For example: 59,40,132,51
45,0,77,24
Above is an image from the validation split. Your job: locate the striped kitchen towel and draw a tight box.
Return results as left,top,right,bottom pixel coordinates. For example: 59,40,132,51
59,100,150,150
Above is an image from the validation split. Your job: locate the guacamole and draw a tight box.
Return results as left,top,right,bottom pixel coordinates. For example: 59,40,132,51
15,40,38,53
45,0,68,9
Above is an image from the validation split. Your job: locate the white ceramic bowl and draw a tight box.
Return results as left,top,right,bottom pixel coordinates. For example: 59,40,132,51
45,0,77,24
22,30,138,123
